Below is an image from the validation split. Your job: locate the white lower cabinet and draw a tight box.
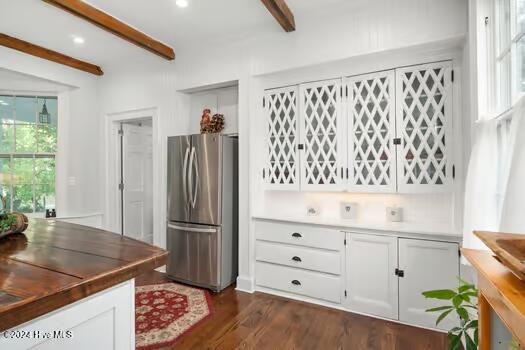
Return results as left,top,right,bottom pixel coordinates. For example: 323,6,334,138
345,233,398,320
398,238,460,330
256,262,342,303
254,220,460,331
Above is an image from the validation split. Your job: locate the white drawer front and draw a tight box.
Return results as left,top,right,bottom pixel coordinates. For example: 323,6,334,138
256,262,341,303
256,241,341,275
255,221,344,251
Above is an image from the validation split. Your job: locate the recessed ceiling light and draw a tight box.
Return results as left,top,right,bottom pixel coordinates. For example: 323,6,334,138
72,36,85,45
175,0,188,8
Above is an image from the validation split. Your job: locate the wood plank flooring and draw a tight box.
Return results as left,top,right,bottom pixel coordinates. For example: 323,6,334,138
136,272,447,350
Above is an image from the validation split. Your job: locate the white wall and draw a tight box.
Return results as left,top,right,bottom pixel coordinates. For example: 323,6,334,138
0,47,103,227
96,0,468,290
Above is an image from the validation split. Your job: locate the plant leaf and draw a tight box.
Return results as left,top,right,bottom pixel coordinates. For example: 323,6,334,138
457,276,475,288
449,333,462,350
466,320,478,329
458,284,474,293
425,306,453,313
474,328,479,346
422,289,457,300
436,309,453,325
465,332,477,350
452,295,463,307
456,307,469,321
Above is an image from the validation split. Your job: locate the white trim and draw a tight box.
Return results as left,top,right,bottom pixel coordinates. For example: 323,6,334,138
104,107,161,247
55,212,103,220
235,275,255,293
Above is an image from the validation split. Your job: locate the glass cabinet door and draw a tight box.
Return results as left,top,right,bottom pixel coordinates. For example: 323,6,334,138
347,70,396,193
395,61,453,193
299,79,345,191
264,86,300,190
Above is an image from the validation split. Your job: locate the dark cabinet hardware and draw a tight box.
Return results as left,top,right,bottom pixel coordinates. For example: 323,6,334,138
395,268,405,277
291,232,302,238
291,280,301,286
298,144,304,150
291,256,302,262
393,138,401,145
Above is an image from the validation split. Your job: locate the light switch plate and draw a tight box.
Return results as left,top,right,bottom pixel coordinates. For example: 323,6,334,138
340,202,357,219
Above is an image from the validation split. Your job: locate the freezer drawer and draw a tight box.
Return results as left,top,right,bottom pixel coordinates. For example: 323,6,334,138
167,222,221,289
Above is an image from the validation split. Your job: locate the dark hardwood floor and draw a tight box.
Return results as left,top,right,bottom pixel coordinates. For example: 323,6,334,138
136,272,447,350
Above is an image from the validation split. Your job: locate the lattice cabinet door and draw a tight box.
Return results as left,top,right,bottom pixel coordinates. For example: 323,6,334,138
263,86,300,190
346,70,397,193
395,61,454,193
299,79,345,191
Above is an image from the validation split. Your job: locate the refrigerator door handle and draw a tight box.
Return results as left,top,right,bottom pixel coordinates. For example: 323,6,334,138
182,147,190,206
188,147,199,208
188,146,196,208
191,148,199,208
167,223,217,233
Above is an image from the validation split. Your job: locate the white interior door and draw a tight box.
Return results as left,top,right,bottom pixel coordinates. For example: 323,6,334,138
122,123,153,243
346,233,398,319
398,238,459,330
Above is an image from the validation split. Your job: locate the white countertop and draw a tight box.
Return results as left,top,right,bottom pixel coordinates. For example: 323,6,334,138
252,214,461,240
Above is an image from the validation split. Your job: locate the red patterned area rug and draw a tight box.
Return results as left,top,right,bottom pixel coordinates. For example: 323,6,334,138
135,282,213,350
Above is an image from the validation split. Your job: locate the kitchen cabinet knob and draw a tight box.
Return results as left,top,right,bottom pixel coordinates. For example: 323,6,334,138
291,232,302,238
291,256,302,262
291,280,301,286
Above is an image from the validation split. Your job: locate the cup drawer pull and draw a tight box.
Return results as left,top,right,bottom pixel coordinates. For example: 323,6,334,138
291,280,301,286
291,232,302,238
291,256,302,262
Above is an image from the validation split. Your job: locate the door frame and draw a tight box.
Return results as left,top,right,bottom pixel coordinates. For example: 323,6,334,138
105,107,160,246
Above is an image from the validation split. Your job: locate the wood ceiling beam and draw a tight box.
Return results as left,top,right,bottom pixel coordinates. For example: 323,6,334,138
0,33,104,76
260,0,295,32
42,0,175,60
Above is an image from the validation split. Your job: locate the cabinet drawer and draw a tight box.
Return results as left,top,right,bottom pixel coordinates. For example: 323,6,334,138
255,221,344,251
256,262,341,303
256,241,341,275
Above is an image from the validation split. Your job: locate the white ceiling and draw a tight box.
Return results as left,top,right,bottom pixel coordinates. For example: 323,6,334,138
0,0,360,69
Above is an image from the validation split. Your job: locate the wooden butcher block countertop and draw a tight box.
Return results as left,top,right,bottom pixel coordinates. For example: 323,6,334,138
0,219,168,331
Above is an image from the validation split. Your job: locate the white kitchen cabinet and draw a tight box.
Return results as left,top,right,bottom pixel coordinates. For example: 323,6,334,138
398,238,460,330
346,71,397,192
395,61,454,193
346,233,398,319
262,61,455,193
299,79,345,191
263,86,300,190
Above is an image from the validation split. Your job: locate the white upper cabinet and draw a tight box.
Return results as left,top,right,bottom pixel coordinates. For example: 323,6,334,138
299,79,345,191
262,60,455,193
264,86,300,190
346,71,397,193
395,62,454,193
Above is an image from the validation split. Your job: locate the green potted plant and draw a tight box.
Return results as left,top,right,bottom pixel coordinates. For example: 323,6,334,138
0,193,29,239
422,278,478,350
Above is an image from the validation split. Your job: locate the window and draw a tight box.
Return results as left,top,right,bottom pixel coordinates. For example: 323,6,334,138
0,95,57,215
494,0,525,113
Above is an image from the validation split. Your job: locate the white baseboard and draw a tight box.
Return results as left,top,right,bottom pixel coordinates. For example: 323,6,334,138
235,275,255,293
155,266,166,273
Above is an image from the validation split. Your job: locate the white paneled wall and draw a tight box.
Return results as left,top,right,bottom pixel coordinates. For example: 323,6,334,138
97,0,468,287
0,47,102,222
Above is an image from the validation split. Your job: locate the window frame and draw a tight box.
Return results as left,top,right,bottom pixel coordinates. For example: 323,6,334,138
0,92,57,215
491,0,525,117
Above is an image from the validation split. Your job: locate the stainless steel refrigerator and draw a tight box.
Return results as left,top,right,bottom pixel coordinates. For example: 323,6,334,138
167,134,238,292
